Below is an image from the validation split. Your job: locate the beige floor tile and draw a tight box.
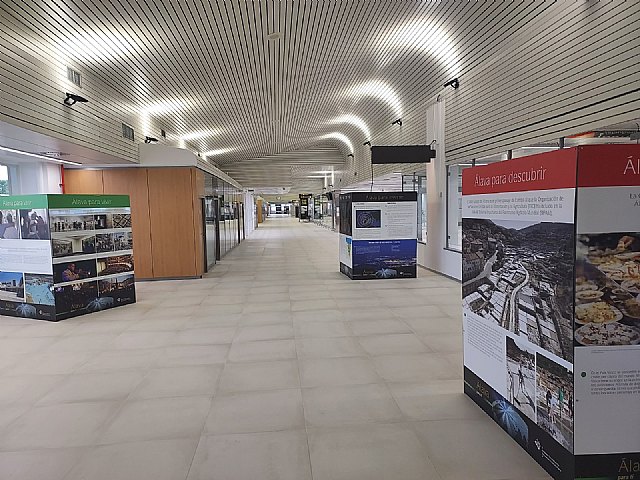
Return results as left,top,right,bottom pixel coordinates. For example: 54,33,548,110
372,353,461,383
303,383,403,427
174,327,237,345
131,365,222,399
308,423,442,480
158,344,229,367
413,419,549,480
300,357,380,387
65,438,198,480
0,402,119,450
296,337,364,358
234,324,293,343
420,333,463,353
218,360,300,393
0,448,85,480
358,333,430,355
37,371,145,405
294,320,352,338
99,396,211,444
228,339,296,363
350,319,412,336
187,430,311,480
205,388,304,434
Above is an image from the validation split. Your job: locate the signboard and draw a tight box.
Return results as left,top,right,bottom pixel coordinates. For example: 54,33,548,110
461,146,640,480
0,194,136,321
339,192,417,280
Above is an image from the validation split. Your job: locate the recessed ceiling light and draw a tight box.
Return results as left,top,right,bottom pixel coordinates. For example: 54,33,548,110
266,32,282,41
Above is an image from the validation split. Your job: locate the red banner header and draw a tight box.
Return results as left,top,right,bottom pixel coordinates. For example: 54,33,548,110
577,145,640,187
462,149,578,195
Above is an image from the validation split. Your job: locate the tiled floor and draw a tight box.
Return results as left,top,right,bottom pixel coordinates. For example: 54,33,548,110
0,217,551,480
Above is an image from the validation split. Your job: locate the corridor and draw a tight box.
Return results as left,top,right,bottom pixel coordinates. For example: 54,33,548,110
0,217,549,480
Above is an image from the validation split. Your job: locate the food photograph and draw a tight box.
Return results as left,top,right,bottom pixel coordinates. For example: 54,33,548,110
574,233,640,346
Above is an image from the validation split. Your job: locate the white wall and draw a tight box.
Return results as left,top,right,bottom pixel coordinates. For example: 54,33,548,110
8,163,62,194
243,191,256,236
423,96,461,280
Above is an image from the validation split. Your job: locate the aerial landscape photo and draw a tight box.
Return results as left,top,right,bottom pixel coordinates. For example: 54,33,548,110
462,218,575,362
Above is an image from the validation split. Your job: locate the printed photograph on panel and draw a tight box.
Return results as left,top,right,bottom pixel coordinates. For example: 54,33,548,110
113,231,133,251
53,259,97,284
97,254,134,276
25,274,55,306
93,213,113,230
98,273,135,307
574,233,640,346
462,218,574,362
52,232,96,258
355,209,382,228
0,271,24,302
50,214,95,233
112,213,132,228
536,353,573,451
19,209,50,240
505,337,536,422
55,280,99,318
95,233,115,254
0,209,19,239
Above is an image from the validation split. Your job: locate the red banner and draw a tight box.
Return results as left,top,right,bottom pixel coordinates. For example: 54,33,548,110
462,148,578,195
577,144,640,187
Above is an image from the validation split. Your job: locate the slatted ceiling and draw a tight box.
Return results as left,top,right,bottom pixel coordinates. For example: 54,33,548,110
1,1,639,192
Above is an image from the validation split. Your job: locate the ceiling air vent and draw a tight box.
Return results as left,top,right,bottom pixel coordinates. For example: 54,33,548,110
66,67,82,87
160,129,166,139
122,123,135,141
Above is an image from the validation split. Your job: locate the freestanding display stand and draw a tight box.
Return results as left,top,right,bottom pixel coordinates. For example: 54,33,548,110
0,194,135,321
461,145,640,480
339,191,417,280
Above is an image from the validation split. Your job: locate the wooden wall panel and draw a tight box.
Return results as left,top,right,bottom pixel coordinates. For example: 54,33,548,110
147,168,198,278
101,169,154,280
63,169,104,194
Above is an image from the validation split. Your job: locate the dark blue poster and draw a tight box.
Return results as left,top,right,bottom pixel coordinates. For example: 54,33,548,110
351,239,417,279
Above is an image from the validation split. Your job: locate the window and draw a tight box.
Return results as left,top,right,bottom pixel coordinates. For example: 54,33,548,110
0,165,9,195
122,123,135,141
446,164,472,251
402,173,427,242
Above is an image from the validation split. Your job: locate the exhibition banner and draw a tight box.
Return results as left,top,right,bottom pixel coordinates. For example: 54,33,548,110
572,145,640,478
339,192,417,280
0,194,135,321
462,146,640,480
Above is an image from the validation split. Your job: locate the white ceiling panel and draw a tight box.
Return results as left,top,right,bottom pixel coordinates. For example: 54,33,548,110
0,1,638,192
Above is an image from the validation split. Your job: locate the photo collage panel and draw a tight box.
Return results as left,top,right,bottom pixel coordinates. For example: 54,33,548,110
51,211,133,259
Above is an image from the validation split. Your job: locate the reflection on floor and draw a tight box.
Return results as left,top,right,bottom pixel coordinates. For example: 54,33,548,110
0,217,551,480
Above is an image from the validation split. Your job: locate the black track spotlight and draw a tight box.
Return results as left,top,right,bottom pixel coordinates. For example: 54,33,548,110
347,153,354,158
363,141,371,146
63,92,88,106
391,119,402,126
144,136,159,144
443,78,459,89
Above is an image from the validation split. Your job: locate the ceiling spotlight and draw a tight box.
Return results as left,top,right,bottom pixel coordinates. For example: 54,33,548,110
347,153,354,158
63,92,88,106
443,78,459,89
363,141,371,146
144,136,158,144
391,119,402,126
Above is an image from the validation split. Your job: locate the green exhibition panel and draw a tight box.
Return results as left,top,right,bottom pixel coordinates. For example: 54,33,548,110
461,145,640,480
0,194,135,321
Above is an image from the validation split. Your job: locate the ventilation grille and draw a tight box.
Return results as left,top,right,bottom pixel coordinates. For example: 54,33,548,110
160,129,166,139
122,123,135,141
66,66,81,87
